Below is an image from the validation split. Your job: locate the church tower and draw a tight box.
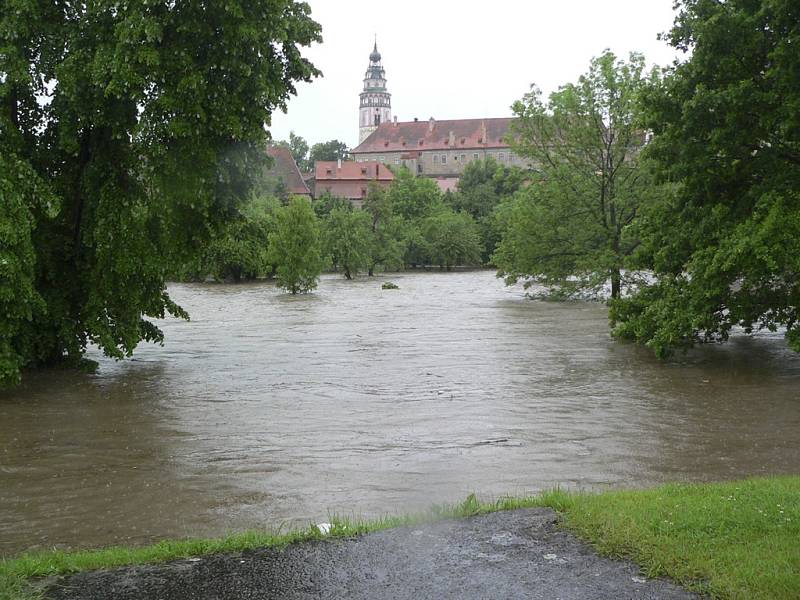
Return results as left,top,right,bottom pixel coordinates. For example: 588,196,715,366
359,41,392,144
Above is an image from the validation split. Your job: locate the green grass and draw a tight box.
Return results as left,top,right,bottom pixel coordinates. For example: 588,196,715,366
2,477,798,600
544,476,800,599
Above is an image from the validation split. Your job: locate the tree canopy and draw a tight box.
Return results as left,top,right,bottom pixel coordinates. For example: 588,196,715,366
612,0,800,355
309,140,350,165
323,206,372,279
268,197,324,294
495,51,658,300
0,0,320,383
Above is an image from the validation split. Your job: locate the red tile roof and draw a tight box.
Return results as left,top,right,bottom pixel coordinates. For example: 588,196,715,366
266,146,311,196
352,118,514,154
314,160,395,181
434,177,460,193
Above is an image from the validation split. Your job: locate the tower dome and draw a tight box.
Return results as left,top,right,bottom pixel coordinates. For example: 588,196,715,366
369,43,381,63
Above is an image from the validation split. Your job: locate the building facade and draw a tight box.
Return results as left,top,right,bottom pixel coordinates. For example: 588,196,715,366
313,160,394,209
358,42,392,144
352,44,525,182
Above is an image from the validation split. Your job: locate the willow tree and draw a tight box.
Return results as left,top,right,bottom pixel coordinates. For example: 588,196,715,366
0,0,320,384
495,51,659,300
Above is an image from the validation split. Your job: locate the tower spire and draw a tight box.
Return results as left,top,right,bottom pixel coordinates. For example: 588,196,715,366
359,39,391,144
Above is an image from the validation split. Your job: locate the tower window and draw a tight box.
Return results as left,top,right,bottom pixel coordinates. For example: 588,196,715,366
374,114,381,126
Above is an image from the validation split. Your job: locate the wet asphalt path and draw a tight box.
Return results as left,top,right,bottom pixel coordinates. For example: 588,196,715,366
46,508,698,600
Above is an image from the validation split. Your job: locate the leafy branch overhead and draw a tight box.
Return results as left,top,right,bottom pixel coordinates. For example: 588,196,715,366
0,0,321,384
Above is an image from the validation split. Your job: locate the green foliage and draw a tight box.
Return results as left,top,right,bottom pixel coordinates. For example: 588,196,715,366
420,210,483,270
312,191,352,218
363,183,406,274
496,51,658,300
323,206,372,279
0,154,48,385
0,0,320,384
268,197,324,294
198,196,279,282
448,157,526,262
612,0,800,355
276,131,311,172
308,139,350,165
386,168,442,220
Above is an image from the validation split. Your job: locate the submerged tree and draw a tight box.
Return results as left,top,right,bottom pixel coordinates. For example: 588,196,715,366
268,197,324,294
612,0,800,356
0,0,321,384
363,183,406,275
421,210,483,270
198,196,280,282
323,206,372,279
495,51,658,300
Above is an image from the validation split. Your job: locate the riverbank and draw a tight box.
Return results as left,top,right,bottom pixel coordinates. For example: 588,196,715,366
2,476,798,599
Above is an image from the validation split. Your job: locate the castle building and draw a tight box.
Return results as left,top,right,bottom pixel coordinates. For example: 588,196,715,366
358,42,392,144
351,43,525,186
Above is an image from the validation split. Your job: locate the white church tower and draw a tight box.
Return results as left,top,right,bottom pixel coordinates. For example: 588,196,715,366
359,40,392,144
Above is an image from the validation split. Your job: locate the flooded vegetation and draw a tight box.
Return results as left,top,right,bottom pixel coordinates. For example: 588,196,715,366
2,271,799,556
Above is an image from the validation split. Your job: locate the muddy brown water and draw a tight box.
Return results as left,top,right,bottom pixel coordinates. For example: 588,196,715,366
2,271,799,556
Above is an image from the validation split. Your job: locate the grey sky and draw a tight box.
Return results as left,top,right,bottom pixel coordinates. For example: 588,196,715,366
269,0,683,149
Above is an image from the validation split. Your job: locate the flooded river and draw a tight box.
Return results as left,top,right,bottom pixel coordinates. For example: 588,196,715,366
2,270,799,555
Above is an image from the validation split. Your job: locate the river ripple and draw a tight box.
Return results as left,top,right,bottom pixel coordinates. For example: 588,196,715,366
1,270,799,555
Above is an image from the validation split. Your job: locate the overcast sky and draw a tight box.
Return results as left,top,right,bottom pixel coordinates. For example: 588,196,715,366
269,0,683,149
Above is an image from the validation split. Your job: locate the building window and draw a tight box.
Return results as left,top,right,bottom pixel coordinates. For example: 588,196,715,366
473,153,479,160
499,153,505,161
394,157,400,165
379,156,385,162
433,155,439,164
461,154,466,162
441,154,447,164
453,155,458,162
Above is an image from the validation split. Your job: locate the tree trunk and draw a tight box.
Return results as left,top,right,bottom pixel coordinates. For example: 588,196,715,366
611,268,621,300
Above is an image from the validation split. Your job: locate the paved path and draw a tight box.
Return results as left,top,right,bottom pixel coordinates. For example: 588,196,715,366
47,508,698,599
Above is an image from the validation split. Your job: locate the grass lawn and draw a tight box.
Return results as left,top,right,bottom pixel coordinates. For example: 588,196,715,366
1,476,798,599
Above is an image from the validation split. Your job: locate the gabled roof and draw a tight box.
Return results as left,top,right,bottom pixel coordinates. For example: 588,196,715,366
266,146,311,195
352,118,514,153
314,160,395,181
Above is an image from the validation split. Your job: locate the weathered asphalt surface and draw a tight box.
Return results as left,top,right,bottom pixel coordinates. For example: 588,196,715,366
46,508,698,599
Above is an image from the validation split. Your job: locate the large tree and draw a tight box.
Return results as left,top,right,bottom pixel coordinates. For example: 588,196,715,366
421,210,483,271
363,182,406,276
612,0,800,356
495,51,658,300
323,206,372,280
0,0,320,383
268,197,324,294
